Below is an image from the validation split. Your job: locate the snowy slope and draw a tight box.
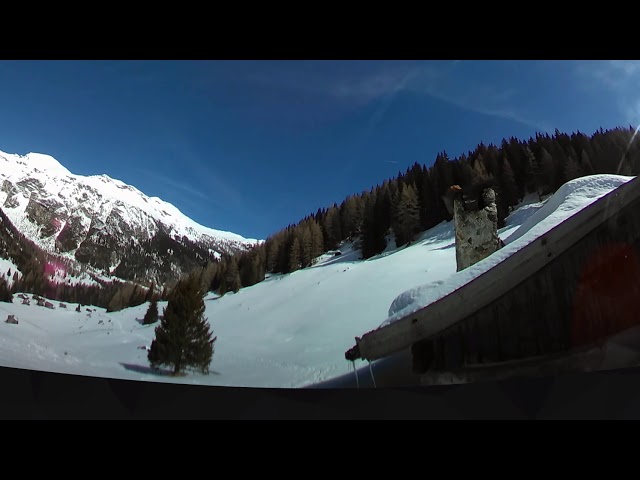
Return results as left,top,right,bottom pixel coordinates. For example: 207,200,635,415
0,150,258,258
385,174,634,324
0,175,632,388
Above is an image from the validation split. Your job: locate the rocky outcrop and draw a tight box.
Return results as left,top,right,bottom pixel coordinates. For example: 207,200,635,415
75,232,121,271
452,187,502,271
1,179,17,196
3,180,23,209
55,215,87,252
15,177,45,194
25,196,67,239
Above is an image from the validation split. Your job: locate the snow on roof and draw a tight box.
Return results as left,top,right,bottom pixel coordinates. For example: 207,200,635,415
383,174,635,326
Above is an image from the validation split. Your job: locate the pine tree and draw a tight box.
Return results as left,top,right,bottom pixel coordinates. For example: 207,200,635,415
458,161,476,191
300,226,313,268
361,193,387,259
276,230,293,273
142,298,159,325
562,155,583,183
419,170,442,228
288,237,302,272
223,256,241,293
219,256,242,295
548,139,569,190
523,145,538,194
499,155,519,207
148,275,216,375
504,138,527,198
433,152,455,197
322,206,341,250
253,250,266,283
145,281,156,302
534,147,554,197
341,196,364,241
580,149,595,175
309,220,324,262
392,184,420,247
0,277,12,303
266,236,282,273
239,251,259,287
376,181,393,231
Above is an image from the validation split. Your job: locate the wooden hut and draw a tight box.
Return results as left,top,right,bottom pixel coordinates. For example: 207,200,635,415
345,175,640,383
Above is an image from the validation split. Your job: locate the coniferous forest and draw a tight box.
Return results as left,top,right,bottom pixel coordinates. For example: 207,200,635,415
2,126,640,305
203,126,640,295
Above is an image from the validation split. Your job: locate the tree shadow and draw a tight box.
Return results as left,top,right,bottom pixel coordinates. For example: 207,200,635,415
134,317,159,326
119,362,221,376
120,362,174,376
416,221,455,246
503,202,544,230
315,248,362,268
433,242,455,251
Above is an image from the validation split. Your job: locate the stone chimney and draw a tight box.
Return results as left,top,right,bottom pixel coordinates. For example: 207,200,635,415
447,185,501,272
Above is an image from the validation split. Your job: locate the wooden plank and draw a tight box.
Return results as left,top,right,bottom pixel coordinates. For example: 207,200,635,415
422,203,640,370
348,176,640,362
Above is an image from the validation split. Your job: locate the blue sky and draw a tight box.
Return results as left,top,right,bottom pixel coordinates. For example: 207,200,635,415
0,60,636,239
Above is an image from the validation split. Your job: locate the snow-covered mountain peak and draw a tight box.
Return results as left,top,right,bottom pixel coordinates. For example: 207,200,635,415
0,148,258,283
25,152,72,176
0,150,72,177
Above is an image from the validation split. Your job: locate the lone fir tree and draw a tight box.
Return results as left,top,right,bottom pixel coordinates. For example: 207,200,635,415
142,298,159,325
147,274,216,375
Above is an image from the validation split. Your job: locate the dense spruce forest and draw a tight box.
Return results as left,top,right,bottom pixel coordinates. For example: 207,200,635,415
205,126,640,295
2,126,640,307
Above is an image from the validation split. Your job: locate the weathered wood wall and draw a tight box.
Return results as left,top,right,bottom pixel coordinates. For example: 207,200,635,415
348,177,640,365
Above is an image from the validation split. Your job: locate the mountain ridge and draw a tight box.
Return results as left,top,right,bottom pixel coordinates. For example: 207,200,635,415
0,149,258,284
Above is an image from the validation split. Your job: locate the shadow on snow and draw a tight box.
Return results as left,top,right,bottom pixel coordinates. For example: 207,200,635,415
119,362,221,377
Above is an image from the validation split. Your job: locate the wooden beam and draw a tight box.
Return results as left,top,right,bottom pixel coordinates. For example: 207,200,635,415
347,176,640,362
